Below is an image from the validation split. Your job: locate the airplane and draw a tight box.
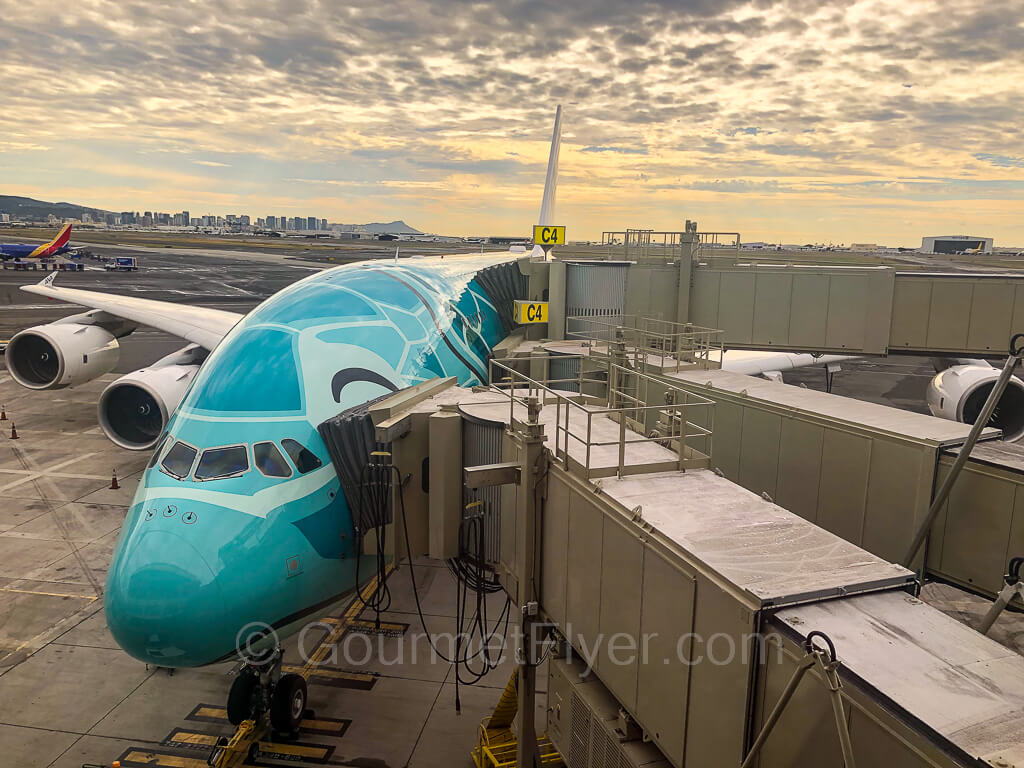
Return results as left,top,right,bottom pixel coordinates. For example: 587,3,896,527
4,108,1017,733
0,223,74,260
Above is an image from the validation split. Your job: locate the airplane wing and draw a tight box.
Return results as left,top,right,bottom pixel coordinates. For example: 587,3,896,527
21,274,242,350
718,349,856,376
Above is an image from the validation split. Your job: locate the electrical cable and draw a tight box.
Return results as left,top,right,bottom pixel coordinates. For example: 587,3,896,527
390,460,513,712
353,456,393,626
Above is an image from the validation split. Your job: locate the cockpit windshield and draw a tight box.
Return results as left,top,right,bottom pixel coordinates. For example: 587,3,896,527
194,445,249,481
161,441,197,479
281,439,322,474
154,438,320,481
254,442,292,478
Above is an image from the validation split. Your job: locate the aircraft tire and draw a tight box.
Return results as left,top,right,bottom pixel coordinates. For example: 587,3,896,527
227,672,258,725
270,673,307,733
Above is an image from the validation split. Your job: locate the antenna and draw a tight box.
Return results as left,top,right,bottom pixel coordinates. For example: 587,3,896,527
394,246,399,263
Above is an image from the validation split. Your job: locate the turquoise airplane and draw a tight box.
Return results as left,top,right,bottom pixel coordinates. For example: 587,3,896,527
3,108,563,731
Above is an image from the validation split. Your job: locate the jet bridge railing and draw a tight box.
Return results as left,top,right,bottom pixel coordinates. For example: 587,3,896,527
488,355,714,478
566,314,724,373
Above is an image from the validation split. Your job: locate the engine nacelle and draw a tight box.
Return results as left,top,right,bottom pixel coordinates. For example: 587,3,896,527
926,364,1024,441
98,364,200,450
6,323,119,390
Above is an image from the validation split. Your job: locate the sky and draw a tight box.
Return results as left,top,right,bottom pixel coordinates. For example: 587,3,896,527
1,0,1022,245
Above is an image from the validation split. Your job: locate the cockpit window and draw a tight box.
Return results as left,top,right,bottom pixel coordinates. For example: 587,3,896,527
254,442,292,478
194,445,250,481
281,439,322,474
148,434,169,469
161,441,197,479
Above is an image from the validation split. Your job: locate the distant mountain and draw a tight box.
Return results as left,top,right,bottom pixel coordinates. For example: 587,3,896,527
338,220,422,235
0,195,110,221
0,196,425,235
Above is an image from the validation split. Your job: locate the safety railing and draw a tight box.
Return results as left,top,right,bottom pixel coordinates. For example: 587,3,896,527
487,355,714,479
566,314,724,373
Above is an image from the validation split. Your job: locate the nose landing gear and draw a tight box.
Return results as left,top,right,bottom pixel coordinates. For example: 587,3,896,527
226,646,309,735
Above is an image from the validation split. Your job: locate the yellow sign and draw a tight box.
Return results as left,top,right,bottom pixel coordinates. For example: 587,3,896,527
533,225,565,246
514,300,549,324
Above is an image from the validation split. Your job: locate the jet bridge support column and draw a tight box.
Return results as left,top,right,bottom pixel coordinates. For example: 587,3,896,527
511,397,548,768
675,221,697,326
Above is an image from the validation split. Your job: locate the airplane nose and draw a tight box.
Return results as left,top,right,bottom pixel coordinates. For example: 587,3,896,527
106,530,226,666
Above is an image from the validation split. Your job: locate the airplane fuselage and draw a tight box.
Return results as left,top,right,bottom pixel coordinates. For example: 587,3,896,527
105,254,513,666
0,243,71,259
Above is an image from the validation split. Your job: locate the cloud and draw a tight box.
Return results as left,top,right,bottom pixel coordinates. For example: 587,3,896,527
974,153,1024,168
0,0,1021,244
581,146,649,155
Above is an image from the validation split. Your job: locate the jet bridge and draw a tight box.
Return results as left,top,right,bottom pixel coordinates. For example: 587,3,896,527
365,355,1024,768
531,322,1024,602
533,227,1024,357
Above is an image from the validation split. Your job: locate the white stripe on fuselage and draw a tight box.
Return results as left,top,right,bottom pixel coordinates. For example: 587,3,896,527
137,464,336,519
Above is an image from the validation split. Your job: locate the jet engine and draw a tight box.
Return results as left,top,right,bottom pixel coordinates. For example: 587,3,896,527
926,363,1024,441
6,322,120,390
98,363,200,450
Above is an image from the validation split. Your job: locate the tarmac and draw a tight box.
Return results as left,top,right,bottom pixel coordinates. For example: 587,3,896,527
0,244,1022,767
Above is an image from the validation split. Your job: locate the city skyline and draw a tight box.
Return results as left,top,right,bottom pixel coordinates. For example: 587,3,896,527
0,0,1021,245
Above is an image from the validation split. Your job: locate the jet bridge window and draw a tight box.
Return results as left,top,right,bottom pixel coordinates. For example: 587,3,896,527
194,445,250,481
254,442,292,478
161,441,197,480
281,439,322,474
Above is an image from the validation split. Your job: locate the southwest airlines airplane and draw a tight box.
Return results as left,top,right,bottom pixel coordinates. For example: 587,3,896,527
0,223,74,260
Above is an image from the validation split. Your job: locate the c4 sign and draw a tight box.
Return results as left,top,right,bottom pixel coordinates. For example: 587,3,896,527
533,225,565,246
514,300,549,324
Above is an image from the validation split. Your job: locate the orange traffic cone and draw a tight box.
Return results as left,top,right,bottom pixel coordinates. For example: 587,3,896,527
9,422,18,440
0,405,7,421
110,469,120,490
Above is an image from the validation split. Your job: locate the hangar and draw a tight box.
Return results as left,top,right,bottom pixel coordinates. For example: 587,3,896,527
921,234,993,254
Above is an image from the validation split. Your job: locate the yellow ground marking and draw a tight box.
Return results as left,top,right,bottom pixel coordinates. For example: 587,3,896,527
284,664,376,684
170,730,330,759
0,586,98,600
169,731,219,747
194,706,349,734
119,750,211,768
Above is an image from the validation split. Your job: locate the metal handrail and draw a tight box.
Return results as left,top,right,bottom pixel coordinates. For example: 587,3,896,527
487,355,714,479
566,314,724,373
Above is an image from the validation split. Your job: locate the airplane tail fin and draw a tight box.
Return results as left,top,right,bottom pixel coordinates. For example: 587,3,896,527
530,106,562,259
30,223,72,258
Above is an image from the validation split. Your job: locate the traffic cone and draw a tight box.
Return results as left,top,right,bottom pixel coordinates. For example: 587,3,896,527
9,423,18,440
0,405,6,421
110,469,120,490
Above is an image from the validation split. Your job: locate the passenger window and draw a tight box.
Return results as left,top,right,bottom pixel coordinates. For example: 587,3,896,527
254,442,292,478
161,441,197,479
194,445,250,481
281,439,322,474
148,434,169,468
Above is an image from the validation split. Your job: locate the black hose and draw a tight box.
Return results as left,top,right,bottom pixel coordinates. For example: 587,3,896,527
392,462,512,709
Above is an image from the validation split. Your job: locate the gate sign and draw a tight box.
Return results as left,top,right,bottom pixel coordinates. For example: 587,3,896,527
533,225,565,246
514,300,549,324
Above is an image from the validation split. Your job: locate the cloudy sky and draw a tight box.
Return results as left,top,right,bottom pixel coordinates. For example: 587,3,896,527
1,0,1022,244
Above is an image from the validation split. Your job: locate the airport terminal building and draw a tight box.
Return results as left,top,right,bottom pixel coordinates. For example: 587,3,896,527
921,234,993,254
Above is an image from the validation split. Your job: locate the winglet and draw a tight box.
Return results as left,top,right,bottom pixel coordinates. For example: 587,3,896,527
40,271,57,288
538,105,562,226
530,105,562,259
